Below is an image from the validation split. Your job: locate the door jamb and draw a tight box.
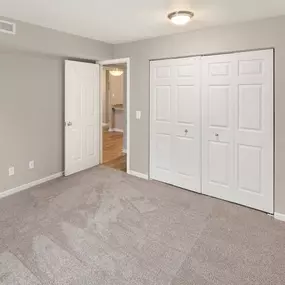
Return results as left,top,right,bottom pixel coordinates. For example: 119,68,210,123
98,58,131,174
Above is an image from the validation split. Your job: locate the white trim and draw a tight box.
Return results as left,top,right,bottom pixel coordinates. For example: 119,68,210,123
129,170,149,180
99,58,131,175
108,128,124,133
113,128,124,133
0,172,63,200
99,67,106,164
99,58,130,65
274,213,285,222
122,148,127,154
102,123,109,127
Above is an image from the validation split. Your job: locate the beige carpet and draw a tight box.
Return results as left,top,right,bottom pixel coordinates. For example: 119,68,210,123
0,166,285,284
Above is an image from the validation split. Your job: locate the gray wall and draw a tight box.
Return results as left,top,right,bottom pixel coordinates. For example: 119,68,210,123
113,16,285,215
0,51,63,192
0,17,113,193
0,17,112,60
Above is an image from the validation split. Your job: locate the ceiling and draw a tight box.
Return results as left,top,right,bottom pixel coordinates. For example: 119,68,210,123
0,0,285,44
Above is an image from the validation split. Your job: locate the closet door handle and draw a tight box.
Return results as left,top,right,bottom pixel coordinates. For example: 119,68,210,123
185,129,188,135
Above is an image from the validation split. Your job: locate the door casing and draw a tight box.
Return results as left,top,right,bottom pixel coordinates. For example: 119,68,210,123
98,58,131,174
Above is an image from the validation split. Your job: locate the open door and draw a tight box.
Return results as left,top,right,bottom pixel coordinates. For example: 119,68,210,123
65,60,100,176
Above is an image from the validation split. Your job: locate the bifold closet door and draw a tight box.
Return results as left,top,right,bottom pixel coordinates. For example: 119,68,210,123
202,50,274,213
150,57,201,193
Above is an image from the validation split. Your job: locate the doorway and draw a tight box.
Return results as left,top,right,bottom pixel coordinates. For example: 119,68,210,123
99,58,130,173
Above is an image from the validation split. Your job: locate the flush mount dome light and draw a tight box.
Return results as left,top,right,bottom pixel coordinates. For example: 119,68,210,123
110,68,124,76
168,11,194,26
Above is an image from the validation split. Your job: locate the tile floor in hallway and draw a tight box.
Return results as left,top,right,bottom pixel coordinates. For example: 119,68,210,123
0,166,285,284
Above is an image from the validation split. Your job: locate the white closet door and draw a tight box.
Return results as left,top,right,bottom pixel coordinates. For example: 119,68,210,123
202,50,273,213
150,59,173,185
235,50,274,213
172,58,201,192
201,54,235,199
150,57,201,193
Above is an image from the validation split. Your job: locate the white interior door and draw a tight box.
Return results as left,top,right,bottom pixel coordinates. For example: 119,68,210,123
150,57,201,193
202,50,273,213
65,60,100,176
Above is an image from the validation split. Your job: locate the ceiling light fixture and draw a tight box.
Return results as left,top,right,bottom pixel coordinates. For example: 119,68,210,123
168,11,194,26
110,68,124,77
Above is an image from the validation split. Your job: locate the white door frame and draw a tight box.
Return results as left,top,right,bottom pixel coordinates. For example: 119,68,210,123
98,58,131,174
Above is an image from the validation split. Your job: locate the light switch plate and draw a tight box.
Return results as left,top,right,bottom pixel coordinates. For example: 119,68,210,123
9,167,14,176
136,111,141,120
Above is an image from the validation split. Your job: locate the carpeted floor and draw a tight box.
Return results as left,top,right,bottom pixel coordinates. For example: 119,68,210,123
0,166,285,285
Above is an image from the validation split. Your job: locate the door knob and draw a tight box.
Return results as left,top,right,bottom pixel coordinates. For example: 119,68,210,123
66,121,72,127
185,129,188,135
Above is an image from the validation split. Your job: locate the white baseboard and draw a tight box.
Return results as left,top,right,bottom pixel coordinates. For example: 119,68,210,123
112,128,124,133
0,172,63,200
108,128,124,133
102,123,109,127
128,170,148,180
274,212,285,222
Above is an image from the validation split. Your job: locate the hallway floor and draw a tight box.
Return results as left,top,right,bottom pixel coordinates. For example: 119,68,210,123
103,130,126,172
